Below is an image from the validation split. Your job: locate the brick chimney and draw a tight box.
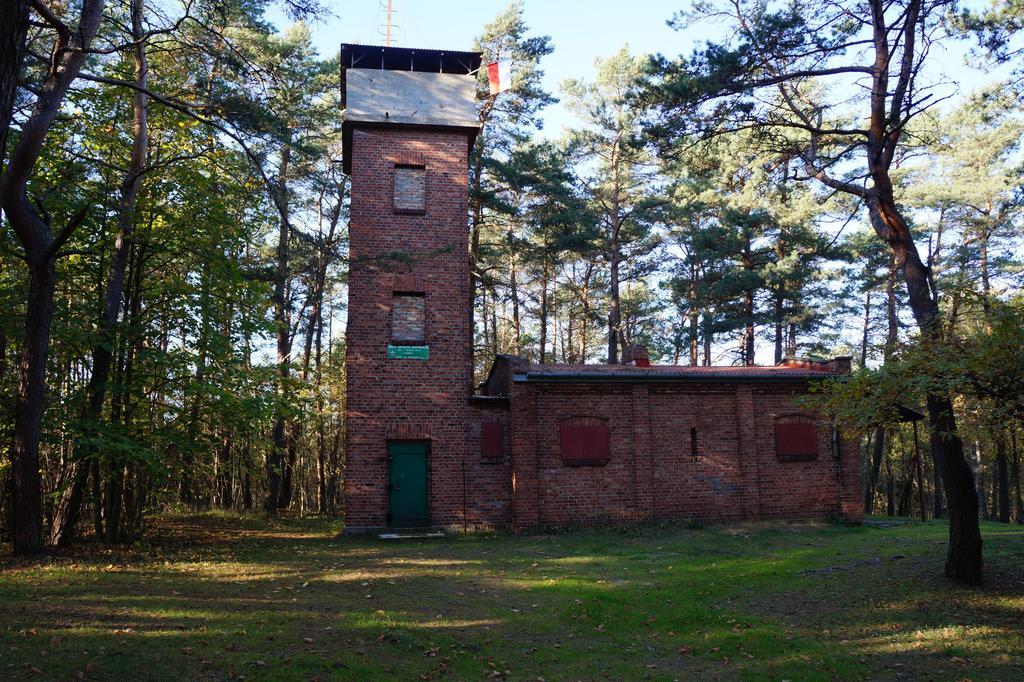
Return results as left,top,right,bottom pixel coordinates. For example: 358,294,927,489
620,344,650,367
825,356,852,374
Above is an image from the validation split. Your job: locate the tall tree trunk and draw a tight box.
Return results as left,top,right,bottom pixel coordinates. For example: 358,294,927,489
481,286,491,365
743,289,755,366
884,255,898,352
539,256,550,364
703,320,711,366
932,436,944,519
740,235,756,366
0,327,7,394
315,302,327,514
580,264,593,363
973,441,987,520
105,240,143,543
508,231,522,355
975,228,1008,524
885,457,895,516
607,239,621,364
865,427,886,514
0,0,29,175
1013,430,1022,525
689,264,699,366
182,259,211,508
859,289,871,368
267,144,292,513
865,257,899,515
9,263,55,553
217,434,233,509
242,452,253,511
0,328,7,540
51,0,148,544
897,433,914,518
865,143,982,582
490,286,500,359
1,0,107,556
241,320,254,512
216,301,234,510
773,287,784,364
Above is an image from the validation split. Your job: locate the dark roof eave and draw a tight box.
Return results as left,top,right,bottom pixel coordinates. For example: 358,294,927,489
516,372,844,384
340,44,482,75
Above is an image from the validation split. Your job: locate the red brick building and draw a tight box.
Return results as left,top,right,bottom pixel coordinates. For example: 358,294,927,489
341,44,863,533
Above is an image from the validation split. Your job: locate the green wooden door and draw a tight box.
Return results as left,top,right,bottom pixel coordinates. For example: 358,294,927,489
388,442,428,527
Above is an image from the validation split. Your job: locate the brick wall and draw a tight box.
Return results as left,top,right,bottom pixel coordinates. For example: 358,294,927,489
508,379,863,530
465,401,513,528
342,126,861,533
344,128,475,531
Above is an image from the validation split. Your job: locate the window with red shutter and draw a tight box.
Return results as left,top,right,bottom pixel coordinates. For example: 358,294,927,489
774,421,819,462
559,418,610,466
481,421,503,462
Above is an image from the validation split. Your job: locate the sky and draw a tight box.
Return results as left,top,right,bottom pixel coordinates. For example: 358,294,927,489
277,0,724,135
307,1,1009,222
274,0,1006,139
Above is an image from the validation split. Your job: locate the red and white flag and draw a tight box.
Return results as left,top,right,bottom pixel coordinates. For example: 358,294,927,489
487,59,512,95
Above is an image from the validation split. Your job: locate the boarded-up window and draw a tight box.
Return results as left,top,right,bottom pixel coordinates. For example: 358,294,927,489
559,418,610,466
394,165,426,213
392,293,425,343
775,421,819,461
481,421,503,462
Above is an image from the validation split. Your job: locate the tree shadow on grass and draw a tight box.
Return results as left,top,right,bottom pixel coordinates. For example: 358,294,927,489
1,516,1021,681
743,523,1024,680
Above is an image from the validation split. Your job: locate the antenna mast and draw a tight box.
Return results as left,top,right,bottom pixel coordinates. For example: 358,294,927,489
385,0,393,46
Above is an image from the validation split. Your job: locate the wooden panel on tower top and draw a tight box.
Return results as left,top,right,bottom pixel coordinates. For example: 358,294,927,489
345,69,479,129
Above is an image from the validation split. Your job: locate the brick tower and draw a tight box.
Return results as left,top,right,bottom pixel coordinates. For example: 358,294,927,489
341,45,481,532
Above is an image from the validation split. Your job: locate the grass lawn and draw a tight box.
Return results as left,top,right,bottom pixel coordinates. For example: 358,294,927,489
1,514,1022,681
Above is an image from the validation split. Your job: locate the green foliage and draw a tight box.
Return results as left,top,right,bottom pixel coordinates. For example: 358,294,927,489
812,298,1024,435
956,0,1024,72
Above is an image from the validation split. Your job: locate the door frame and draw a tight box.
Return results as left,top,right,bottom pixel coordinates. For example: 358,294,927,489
386,440,430,528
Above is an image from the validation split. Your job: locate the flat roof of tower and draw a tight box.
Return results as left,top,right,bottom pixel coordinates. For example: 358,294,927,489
340,44,482,73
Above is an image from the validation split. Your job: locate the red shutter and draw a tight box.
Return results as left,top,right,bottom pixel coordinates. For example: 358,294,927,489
559,420,610,466
775,422,819,461
481,421,503,461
